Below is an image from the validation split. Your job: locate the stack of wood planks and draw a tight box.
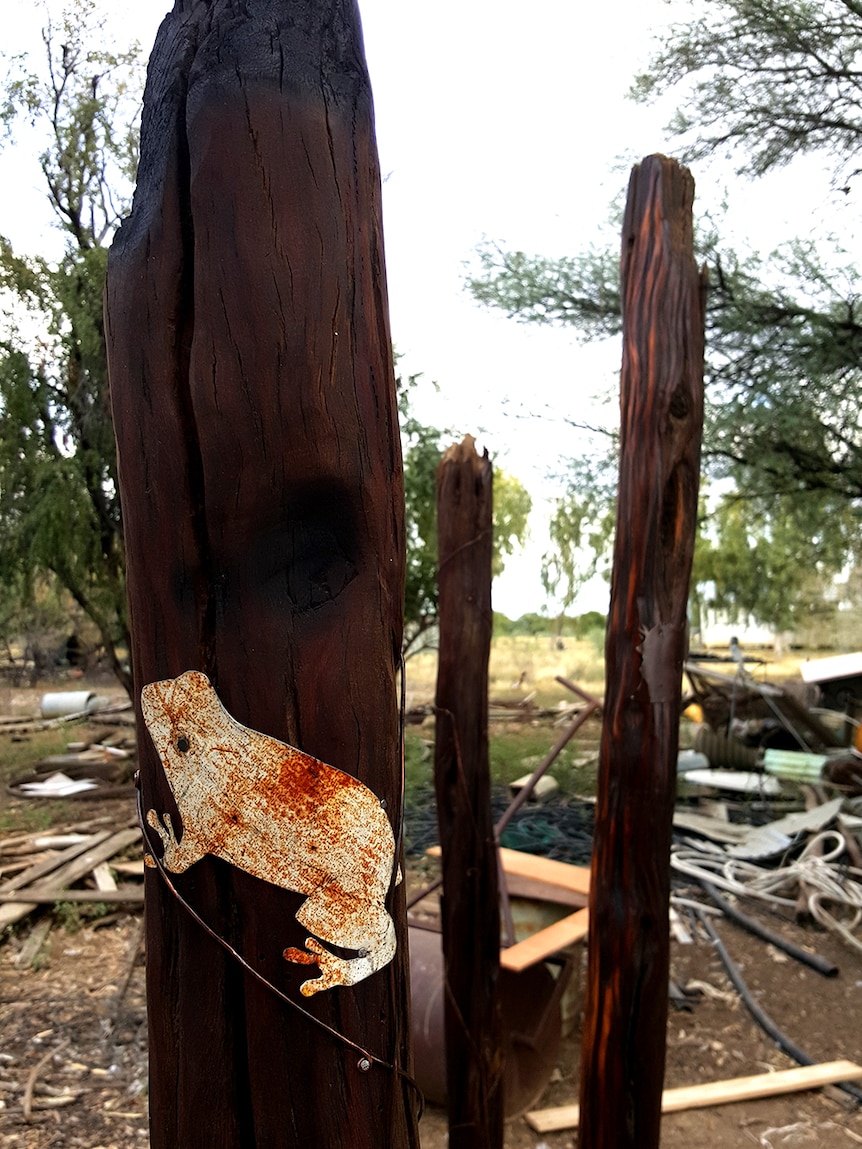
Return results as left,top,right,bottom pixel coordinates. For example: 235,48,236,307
426,845,591,971
0,818,144,934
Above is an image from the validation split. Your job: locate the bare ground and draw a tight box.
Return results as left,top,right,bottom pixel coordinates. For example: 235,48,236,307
2,683,862,1146
3,836,862,1148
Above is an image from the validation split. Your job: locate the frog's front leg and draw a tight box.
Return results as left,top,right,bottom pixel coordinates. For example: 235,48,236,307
146,809,206,873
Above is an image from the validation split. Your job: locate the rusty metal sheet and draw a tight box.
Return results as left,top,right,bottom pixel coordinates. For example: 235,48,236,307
141,670,398,996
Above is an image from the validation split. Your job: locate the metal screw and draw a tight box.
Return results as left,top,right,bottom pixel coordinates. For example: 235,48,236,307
357,1057,372,1072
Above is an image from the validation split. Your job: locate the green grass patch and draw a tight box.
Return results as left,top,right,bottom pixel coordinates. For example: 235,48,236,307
404,717,600,804
54,899,112,932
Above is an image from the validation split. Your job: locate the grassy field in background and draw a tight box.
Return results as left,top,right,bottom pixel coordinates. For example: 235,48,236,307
403,635,819,804
0,638,826,838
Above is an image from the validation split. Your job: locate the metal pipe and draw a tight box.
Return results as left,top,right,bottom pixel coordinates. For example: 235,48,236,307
699,880,838,977
694,908,862,1105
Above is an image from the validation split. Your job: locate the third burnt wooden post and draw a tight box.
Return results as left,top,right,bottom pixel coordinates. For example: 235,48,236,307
578,154,706,1149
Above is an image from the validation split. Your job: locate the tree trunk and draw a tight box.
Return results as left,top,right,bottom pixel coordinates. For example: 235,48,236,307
105,2,417,1145
434,436,504,1149
578,155,706,1149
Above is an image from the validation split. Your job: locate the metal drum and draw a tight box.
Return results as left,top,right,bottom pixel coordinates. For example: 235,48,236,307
408,924,567,1117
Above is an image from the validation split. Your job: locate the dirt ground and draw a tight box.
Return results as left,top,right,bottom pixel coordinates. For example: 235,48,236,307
2,686,862,1146
3,819,862,1148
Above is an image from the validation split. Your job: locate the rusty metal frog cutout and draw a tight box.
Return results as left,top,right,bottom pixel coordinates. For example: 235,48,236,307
141,671,399,996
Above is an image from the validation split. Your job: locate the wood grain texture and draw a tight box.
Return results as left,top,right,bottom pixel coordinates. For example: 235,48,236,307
433,437,503,1149
426,845,591,897
577,155,706,1149
105,2,415,1145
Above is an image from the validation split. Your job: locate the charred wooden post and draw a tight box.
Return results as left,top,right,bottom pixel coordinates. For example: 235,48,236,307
105,2,417,1145
578,155,706,1149
433,436,504,1149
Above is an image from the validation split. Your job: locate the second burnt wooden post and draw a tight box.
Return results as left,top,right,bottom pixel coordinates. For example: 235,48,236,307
434,436,504,1149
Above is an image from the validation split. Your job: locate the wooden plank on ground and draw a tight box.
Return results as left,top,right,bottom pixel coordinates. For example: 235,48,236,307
15,918,52,967
504,873,588,908
0,828,140,929
500,908,590,972
427,845,591,897
0,887,144,904
92,862,118,892
526,1060,862,1133
0,832,112,894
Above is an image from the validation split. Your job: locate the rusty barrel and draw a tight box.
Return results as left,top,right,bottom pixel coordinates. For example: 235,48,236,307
408,925,565,1117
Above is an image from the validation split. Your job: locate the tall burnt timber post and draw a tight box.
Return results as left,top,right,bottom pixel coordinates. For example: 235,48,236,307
105,2,419,1145
433,436,504,1149
578,154,706,1149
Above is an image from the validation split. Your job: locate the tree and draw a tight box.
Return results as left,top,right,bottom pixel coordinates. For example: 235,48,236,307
399,372,446,653
629,0,862,184
470,238,862,634
466,0,862,632
466,0,862,638
0,571,71,684
398,370,532,654
491,467,532,578
0,1,142,692
540,456,615,631
692,487,861,637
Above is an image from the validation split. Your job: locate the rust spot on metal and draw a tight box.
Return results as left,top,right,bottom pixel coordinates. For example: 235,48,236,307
141,670,398,996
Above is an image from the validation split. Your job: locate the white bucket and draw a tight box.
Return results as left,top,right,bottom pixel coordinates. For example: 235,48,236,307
40,691,97,718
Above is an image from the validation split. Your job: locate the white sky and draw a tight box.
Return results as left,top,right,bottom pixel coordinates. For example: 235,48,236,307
1,0,852,617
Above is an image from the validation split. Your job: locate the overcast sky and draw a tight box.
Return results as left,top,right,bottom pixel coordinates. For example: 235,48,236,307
1,0,849,616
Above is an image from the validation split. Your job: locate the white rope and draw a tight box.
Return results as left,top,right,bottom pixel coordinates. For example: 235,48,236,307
672,830,862,956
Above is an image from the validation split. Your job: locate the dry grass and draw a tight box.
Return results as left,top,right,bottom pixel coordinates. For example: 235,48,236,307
406,634,817,709
406,634,606,709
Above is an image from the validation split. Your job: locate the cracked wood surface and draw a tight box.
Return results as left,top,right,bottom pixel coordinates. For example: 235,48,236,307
578,154,706,1149
434,437,504,1149
105,2,415,1145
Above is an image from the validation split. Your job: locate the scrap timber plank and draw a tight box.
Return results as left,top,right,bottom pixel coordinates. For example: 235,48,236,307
427,845,591,898
0,831,113,894
0,828,140,929
499,908,590,972
527,1060,862,1133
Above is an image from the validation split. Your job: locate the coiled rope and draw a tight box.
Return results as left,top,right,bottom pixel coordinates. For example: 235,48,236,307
672,831,862,956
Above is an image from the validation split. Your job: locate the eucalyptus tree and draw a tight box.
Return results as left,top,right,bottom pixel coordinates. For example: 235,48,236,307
467,0,862,632
0,1,143,689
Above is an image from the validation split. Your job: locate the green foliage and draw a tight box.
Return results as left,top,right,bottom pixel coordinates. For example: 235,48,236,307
693,488,861,633
492,469,532,579
54,898,110,932
0,3,143,692
467,240,622,332
399,371,445,653
493,609,607,641
541,455,616,623
492,611,548,637
629,0,862,182
465,0,862,635
1,1,142,247
0,571,70,682
467,217,862,635
398,370,532,654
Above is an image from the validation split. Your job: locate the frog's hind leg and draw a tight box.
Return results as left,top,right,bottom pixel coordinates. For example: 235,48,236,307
283,886,396,996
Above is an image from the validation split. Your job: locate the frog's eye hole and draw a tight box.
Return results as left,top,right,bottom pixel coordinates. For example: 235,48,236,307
176,735,190,754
